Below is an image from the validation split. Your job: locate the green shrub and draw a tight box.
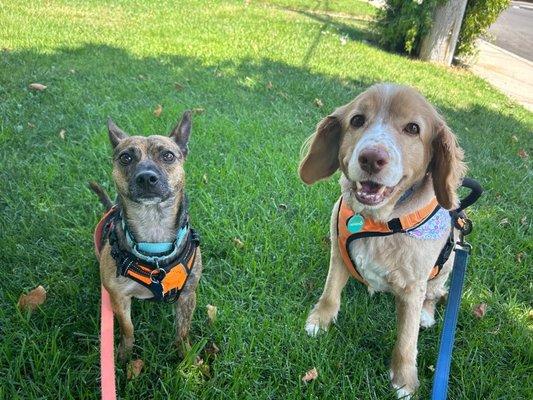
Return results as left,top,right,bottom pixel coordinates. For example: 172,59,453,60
376,0,510,59
376,0,439,55
456,0,510,57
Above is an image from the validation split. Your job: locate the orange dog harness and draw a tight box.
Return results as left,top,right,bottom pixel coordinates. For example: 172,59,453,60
337,196,455,284
94,204,199,302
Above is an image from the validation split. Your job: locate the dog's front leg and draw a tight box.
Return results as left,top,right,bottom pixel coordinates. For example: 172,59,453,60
174,291,196,357
109,292,134,363
390,284,426,398
305,241,350,337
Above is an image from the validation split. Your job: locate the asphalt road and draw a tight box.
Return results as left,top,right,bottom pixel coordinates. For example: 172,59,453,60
488,1,533,61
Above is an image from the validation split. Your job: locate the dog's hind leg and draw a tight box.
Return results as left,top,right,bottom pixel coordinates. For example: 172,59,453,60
174,292,196,358
109,292,134,363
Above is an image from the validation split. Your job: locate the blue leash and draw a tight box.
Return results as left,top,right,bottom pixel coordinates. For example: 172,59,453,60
431,242,471,400
431,177,482,400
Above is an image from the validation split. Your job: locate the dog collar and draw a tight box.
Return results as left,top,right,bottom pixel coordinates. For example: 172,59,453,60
119,195,191,264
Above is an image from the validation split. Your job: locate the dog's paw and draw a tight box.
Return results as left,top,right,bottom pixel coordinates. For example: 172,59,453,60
393,386,413,399
390,366,418,399
305,321,323,337
420,308,435,328
305,302,339,337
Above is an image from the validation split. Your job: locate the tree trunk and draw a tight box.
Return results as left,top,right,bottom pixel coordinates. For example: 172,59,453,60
419,0,468,65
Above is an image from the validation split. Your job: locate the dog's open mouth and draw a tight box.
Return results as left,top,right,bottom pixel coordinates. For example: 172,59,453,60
352,180,395,206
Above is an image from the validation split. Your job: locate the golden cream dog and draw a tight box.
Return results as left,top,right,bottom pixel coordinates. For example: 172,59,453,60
299,83,466,398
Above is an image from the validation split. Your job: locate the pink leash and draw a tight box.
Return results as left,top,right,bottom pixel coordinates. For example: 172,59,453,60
94,209,117,400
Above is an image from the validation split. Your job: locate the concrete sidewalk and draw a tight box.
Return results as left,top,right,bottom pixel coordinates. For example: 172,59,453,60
470,39,533,111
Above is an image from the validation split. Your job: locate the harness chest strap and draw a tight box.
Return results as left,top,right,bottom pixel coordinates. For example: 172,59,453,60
337,197,444,285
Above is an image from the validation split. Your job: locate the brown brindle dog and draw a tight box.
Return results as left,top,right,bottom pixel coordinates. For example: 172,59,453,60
92,111,202,361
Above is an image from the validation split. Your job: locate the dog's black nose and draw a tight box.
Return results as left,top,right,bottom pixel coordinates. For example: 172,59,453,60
135,171,159,187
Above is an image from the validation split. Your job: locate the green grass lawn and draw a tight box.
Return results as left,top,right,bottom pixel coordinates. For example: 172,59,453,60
0,0,531,399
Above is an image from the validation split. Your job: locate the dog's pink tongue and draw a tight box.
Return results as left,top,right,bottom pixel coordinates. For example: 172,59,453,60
361,181,381,194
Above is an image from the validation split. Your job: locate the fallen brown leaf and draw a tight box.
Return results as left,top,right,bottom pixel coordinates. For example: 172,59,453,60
302,367,318,382
205,341,220,356
27,122,35,129
499,218,510,227
206,304,217,323
127,359,144,380
266,81,273,89
314,98,323,108
511,135,518,142
233,237,244,248
18,285,46,311
192,107,205,114
515,252,524,263
202,173,208,184
153,104,163,117
29,83,47,91
175,82,184,91
518,149,528,159
472,303,487,319
59,129,66,140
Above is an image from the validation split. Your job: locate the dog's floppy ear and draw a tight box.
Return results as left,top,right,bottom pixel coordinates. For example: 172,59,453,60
430,120,466,210
107,118,128,148
170,110,192,157
299,114,343,185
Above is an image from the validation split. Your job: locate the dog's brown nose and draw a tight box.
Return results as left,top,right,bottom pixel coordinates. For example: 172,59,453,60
358,148,389,174
135,171,159,187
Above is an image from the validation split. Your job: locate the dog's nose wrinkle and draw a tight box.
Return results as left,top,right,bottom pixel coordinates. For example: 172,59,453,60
136,171,159,187
359,148,389,174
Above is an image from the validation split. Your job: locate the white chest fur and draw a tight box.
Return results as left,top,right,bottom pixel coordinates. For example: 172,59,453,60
349,240,391,294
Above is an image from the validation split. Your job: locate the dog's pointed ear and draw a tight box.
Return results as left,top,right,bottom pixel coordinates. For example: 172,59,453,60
299,113,343,185
107,118,128,148
170,110,192,157
430,120,467,210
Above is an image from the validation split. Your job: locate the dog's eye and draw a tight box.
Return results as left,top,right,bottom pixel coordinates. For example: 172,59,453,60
350,114,366,128
161,151,175,163
404,122,420,135
119,153,133,165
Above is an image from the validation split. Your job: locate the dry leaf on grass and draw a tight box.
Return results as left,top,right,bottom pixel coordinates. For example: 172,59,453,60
511,135,518,142
518,149,528,159
205,341,220,356
127,359,144,379
266,81,273,89
302,367,318,382
499,218,510,227
175,82,184,91
515,252,524,263
29,83,47,91
206,304,217,323
192,107,205,114
314,98,323,108
59,129,66,140
153,104,163,117
202,173,208,184
473,303,487,319
233,237,244,248
27,122,35,129
18,285,47,311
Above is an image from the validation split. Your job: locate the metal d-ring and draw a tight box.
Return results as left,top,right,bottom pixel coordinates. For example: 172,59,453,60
150,267,166,283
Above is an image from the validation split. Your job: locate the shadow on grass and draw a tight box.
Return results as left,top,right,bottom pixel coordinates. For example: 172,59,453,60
0,44,531,399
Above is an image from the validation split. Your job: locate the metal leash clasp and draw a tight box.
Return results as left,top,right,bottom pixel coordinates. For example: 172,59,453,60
456,217,473,254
